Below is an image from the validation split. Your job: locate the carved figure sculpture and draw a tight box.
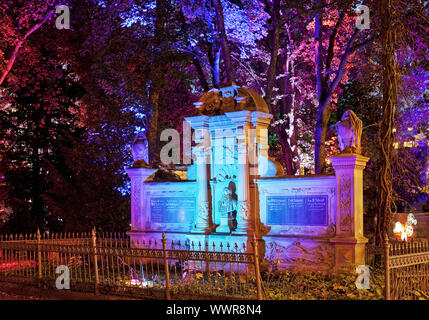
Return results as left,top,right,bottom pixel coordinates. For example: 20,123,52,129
218,187,238,232
131,129,149,166
332,110,362,154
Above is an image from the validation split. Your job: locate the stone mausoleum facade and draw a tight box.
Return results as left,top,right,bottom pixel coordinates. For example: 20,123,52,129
127,84,369,270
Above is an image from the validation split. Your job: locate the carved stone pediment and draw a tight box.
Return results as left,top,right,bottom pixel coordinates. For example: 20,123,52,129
194,83,269,116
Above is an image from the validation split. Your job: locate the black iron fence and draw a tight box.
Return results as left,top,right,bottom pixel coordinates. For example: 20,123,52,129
0,230,263,300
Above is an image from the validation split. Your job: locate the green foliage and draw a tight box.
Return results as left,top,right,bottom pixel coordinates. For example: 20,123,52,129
261,266,385,300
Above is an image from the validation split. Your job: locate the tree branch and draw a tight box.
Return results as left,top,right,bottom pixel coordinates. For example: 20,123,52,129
314,1,325,102
0,10,54,87
325,10,345,81
325,29,360,103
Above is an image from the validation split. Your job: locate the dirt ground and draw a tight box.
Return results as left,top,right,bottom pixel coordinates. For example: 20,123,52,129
0,282,138,300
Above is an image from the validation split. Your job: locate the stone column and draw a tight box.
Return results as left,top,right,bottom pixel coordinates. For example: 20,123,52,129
184,115,211,233
329,154,370,267
250,111,273,235
226,111,252,234
126,167,157,231
193,145,210,232
250,111,273,177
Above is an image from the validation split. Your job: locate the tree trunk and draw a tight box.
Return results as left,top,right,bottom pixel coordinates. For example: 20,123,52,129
375,0,397,246
264,0,281,105
314,0,328,175
147,0,166,165
313,1,358,174
275,45,299,175
314,99,331,174
212,0,233,84
193,58,210,92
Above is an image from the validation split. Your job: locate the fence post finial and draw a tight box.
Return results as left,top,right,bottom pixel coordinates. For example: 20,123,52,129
252,233,263,300
384,233,390,300
91,226,99,295
37,228,42,286
161,232,171,300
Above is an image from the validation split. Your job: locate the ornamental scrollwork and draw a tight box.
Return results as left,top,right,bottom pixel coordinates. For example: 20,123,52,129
339,175,352,232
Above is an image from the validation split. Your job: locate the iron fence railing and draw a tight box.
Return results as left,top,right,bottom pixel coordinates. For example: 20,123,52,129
366,238,429,299
385,238,429,300
0,230,263,300
4,230,429,300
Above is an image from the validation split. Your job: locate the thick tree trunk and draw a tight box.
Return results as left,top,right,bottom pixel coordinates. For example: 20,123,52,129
375,0,397,246
212,0,233,84
265,2,300,175
314,99,331,174
313,2,358,174
147,0,166,165
275,48,299,175
276,125,296,175
193,58,210,92
264,0,281,105
148,88,160,164
314,1,328,175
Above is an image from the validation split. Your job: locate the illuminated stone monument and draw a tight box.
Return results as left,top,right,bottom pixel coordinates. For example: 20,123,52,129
127,86,369,270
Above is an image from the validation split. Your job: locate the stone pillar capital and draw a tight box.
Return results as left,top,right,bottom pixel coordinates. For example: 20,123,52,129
250,111,273,127
184,115,210,130
329,154,369,171
126,167,157,180
224,110,253,125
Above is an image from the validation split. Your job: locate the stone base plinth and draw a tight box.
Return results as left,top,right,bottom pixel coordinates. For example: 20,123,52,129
330,236,368,268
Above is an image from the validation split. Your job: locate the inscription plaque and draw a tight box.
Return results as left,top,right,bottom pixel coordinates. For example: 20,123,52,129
150,197,196,224
266,195,328,226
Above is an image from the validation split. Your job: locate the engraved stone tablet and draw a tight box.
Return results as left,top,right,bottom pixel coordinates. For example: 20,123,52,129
150,197,196,224
266,195,328,226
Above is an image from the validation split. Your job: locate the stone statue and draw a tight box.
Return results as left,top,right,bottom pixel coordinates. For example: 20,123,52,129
332,110,362,154
131,129,150,167
218,187,238,232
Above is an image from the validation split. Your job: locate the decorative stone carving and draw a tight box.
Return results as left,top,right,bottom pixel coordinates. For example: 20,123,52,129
266,241,334,269
126,166,157,231
217,187,238,233
215,164,238,182
327,224,336,236
235,201,250,233
218,187,237,214
193,201,210,232
198,201,209,217
237,201,250,219
339,248,353,264
332,110,362,154
339,175,352,232
131,180,141,228
194,83,269,116
131,129,150,167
